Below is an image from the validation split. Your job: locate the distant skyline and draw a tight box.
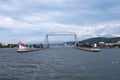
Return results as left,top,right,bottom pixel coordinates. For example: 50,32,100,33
0,0,120,43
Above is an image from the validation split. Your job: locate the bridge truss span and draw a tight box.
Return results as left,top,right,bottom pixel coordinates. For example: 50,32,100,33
47,31,76,36
45,31,78,48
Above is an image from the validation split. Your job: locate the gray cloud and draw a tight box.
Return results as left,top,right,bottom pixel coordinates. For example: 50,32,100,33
0,0,120,43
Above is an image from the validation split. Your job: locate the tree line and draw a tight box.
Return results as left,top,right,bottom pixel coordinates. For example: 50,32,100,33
0,43,18,48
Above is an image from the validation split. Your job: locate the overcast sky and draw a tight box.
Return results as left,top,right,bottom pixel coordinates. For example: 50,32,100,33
0,0,120,43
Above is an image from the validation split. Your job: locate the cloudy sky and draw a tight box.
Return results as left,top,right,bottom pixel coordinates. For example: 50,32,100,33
0,0,120,43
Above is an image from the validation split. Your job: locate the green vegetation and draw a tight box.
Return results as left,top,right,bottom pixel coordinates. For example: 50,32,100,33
64,37,120,48
77,37,120,48
0,43,18,48
64,37,120,44
79,37,120,44
0,42,44,48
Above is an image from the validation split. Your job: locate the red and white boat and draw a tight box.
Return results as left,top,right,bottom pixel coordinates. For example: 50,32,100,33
17,42,30,52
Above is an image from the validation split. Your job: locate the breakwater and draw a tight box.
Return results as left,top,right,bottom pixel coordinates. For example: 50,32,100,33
75,47,100,52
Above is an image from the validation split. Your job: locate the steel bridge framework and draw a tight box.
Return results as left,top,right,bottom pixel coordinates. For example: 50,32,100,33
45,31,78,48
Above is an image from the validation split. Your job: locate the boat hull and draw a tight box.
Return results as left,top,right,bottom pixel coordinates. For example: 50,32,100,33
17,48,30,52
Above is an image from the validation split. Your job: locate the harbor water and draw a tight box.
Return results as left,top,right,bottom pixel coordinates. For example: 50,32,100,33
0,48,120,80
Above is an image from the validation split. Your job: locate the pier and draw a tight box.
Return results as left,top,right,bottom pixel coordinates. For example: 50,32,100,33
75,43,101,52
75,47,100,52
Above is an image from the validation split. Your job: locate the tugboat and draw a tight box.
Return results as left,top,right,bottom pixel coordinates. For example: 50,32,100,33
17,42,30,52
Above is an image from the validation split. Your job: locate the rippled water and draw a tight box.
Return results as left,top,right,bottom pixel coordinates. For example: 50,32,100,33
0,48,120,80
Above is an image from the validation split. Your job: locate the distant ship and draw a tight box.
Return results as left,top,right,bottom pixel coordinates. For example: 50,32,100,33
17,42,30,52
17,42,45,52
